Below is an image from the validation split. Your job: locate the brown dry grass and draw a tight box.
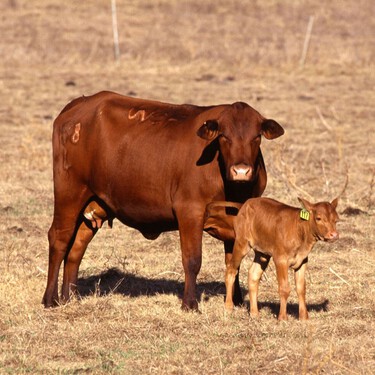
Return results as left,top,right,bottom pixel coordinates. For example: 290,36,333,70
0,0,374,374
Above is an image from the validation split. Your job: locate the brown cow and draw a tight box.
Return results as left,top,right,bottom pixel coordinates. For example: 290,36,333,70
42,91,284,310
204,197,339,320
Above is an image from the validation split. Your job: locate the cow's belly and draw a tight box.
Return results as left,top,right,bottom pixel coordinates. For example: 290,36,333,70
92,171,223,237
114,200,176,226
85,126,224,232
96,182,176,223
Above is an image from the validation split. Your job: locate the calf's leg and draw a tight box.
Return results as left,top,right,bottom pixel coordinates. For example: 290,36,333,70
225,238,249,311
274,259,290,320
294,258,308,320
248,251,270,317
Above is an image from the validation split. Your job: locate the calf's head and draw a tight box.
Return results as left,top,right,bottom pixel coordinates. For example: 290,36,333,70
298,197,340,241
197,102,284,182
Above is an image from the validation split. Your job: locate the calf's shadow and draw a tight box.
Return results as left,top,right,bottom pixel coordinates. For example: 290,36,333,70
255,299,330,319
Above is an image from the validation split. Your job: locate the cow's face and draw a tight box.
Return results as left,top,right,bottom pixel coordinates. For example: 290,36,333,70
197,103,284,182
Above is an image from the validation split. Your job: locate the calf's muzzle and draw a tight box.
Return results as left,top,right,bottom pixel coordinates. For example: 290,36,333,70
325,230,339,242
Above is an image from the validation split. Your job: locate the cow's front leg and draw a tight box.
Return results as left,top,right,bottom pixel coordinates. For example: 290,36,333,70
225,241,243,306
175,206,204,311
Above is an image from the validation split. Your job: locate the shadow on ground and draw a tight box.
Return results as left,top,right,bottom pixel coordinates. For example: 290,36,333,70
77,267,225,303
256,299,330,319
77,267,330,317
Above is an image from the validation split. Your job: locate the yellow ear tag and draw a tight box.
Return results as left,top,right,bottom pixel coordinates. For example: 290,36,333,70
300,209,310,221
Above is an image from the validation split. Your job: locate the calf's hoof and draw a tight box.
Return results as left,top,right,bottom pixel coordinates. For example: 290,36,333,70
277,315,288,321
224,302,235,314
249,311,260,319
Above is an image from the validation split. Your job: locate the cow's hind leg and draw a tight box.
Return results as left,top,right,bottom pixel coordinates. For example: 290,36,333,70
61,200,111,302
42,187,92,308
61,220,97,303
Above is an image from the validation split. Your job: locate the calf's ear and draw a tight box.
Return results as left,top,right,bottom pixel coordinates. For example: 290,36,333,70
298,197,313,211
331,197,339,209
197,120,219,141
261,119,284,140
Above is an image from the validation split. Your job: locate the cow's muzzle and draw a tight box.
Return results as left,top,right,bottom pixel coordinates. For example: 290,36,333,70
229,164,253,182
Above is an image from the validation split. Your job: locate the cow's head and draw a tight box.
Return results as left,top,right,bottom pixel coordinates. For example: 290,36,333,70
197,102,284,182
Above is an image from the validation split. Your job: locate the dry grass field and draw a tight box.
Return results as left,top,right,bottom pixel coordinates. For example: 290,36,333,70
0,0,374,373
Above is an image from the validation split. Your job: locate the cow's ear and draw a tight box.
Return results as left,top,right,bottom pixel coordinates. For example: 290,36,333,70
261,119,284,140
197,120,220,141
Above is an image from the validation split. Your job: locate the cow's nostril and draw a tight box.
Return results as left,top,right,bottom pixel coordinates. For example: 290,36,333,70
234,167,250,175
230,164,253,181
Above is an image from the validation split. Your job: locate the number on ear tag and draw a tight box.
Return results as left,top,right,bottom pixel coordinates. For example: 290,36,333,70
300,209,310,221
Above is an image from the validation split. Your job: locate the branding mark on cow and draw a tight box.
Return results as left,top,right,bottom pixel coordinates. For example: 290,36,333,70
128,108,146,122
71,123,81,144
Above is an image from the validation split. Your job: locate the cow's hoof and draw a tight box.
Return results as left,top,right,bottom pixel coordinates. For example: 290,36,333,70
181,300,199,312
42,294,59,308
42,299,59,308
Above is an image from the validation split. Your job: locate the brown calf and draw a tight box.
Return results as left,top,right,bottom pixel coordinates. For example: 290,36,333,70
204,197,339,320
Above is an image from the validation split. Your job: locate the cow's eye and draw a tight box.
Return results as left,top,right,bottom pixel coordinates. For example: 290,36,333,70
316,216,322,221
